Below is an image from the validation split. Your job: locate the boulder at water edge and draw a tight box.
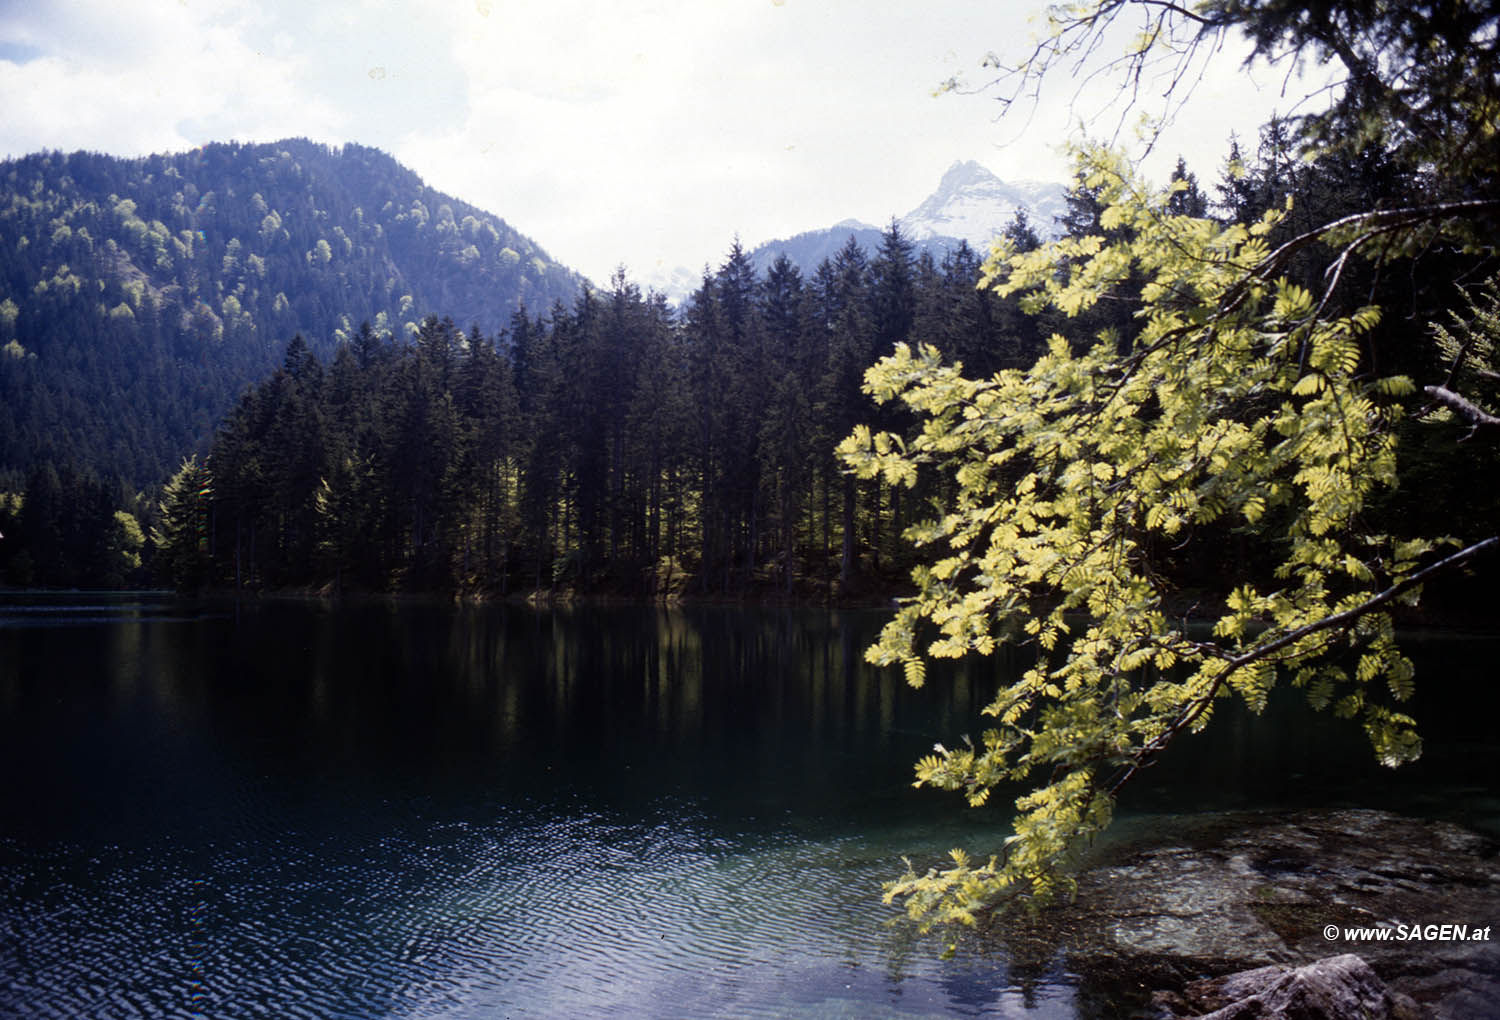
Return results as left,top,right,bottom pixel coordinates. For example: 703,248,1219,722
1152,953,1423,1019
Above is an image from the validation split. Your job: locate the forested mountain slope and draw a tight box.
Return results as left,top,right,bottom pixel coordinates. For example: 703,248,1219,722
747,222,949,281
0,139,586,489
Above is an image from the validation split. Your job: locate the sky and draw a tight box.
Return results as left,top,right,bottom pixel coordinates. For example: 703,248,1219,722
0,0,1326,286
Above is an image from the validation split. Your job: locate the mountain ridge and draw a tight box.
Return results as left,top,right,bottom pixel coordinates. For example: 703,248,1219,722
731,160,1065,293
0,138,588,486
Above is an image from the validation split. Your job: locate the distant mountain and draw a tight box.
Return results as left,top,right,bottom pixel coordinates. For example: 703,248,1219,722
643,223,897,303
742,161,1065,286
639,262,708,305
745,219,891,278
0,139,587,487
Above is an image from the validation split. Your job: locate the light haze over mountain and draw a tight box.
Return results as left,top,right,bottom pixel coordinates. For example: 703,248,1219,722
649,161,1066,302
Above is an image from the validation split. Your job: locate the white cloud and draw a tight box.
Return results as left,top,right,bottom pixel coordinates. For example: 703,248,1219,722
1,0,1333,286
0,1,349,156
396,0,1050,281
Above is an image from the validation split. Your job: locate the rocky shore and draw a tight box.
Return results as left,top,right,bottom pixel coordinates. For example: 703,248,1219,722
972,809,1500,1018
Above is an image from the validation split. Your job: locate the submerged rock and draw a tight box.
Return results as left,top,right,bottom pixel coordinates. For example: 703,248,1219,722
971,809,1500,1018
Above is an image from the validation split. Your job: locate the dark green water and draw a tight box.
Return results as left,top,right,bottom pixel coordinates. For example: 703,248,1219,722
0,594,1495,1018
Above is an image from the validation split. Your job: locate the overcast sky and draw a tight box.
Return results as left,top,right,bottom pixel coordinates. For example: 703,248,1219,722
0,0,1318,285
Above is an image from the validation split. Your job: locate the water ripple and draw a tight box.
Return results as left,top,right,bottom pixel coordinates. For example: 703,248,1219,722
0,600,1149,1018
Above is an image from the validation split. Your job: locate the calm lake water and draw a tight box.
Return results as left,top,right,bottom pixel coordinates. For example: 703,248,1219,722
1,593,1496,1019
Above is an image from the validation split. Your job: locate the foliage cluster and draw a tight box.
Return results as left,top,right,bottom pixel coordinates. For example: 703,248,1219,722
845,0,1500,928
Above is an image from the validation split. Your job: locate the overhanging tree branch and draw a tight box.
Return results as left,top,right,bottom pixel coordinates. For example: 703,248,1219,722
1107,534,1500,798
1423,386,1500,436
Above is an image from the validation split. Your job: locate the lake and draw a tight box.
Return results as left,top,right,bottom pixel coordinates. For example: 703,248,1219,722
1,593,1496,1018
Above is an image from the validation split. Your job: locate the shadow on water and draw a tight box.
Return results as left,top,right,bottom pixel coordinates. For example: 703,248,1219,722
0,595,1495,1017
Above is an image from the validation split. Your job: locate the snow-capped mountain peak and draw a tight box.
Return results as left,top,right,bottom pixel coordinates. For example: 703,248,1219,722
900,160,1065,249
657,162,1067,304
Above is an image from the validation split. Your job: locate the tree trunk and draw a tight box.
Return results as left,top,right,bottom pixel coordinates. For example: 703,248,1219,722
840,473,855,588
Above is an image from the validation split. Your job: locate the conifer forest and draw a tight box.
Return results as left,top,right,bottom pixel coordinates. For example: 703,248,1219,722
0,122,1496,602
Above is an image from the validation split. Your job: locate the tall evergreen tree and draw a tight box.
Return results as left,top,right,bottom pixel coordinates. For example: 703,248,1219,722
817,237,874,589
1166,156,1208,218
153,456,212,592
758,255,815,593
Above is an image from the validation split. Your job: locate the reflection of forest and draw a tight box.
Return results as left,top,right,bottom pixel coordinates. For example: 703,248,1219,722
4,599,1491,841
77,601,1488,825
2,597,1498,1019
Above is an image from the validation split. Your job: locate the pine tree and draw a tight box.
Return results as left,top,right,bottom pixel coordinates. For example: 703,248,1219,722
817,238,873,589
1000,210,1042,254
1166,156,1208,218
758,255,815,593
153,456,212,592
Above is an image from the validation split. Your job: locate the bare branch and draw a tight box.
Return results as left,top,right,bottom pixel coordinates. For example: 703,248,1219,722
1131,0,1216,27
1260,199,1500,280
1423,385,1500,434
